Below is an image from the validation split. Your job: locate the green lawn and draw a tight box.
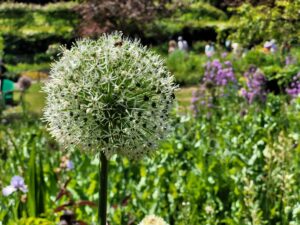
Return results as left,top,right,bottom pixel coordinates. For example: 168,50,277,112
176,86,197,113
5,82,46,115
24,82,46,114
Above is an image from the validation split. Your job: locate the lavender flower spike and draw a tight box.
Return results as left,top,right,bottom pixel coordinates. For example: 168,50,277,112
2,176,28,196
286,72,300,98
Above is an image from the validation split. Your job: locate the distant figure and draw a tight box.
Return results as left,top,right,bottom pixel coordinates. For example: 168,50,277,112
270,39,277,53
232,42,242,56
205,42,215,57
263,41,271,53
281,41,291,55
17,76,32,91
281,41,293,65
177,36,188,52
0,62,31,106
168,40,177,54
263,40,277,53
225,40,232,51
0,63,14,106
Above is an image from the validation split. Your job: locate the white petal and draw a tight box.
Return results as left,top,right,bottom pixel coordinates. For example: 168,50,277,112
19,185,28,193
2,186,17,196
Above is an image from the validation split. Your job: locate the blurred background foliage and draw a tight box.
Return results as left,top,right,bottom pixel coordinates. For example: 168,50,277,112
1,0,300,224
0,0,298,84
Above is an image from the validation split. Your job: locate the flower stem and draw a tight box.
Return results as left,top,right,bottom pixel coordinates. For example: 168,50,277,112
99,151,108,225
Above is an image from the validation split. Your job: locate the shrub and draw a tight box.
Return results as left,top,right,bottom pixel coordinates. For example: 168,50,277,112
0,2,79,64
180,2,227,21
229,2,300,46
166,50,206,85
192,41,207,53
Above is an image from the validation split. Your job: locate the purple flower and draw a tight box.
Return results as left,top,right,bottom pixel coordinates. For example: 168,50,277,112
203,59,236,86
66,160,74,170
212,59,222,69
224,61,232,67
285,55,292,65
221,52,228,58
241,66,267,104
2,176,28,196
286,72,300,98
192,59,236,116
205,51,214,58
205,44,215,57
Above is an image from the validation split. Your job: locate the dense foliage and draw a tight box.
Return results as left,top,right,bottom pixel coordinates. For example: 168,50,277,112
1,0,300,224
0,2,79,64
0,0,232,65
2,47,300,223
166,46,300,86
229,0,300,46
2,83,300,224
75,0,169,37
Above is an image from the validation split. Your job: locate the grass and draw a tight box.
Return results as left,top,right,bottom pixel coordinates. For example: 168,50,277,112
5,82,45,115
176,86,197,113
7,63,50,73
24,82,45,114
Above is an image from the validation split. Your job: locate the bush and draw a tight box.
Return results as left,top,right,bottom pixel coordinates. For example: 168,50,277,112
180,2,227,21
166,50,206,85
192,41,207,53
228,2,300,46
251,50,281,66
142,1,230,45
0,2,79,63
268,65,300,87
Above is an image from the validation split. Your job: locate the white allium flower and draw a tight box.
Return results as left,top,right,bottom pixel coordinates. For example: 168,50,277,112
138,215,169,225
43,32,177,159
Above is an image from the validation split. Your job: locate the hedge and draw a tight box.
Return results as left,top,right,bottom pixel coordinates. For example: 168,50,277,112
0,2,233,64
0,2,79,63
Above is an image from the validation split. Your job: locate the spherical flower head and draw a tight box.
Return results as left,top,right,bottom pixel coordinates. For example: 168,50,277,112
138,215,169,225
43,33,177,159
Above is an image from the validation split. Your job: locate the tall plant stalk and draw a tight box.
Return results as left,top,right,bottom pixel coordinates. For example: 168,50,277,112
99,151,108,225
42,33,176,225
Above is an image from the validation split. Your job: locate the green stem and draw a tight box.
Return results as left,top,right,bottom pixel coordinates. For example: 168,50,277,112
99,151,108,225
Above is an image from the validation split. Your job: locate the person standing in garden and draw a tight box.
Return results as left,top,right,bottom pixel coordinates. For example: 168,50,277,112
205,42,215,57
168,40,177,54
0,61,14,105
232,42,242,56
0,61,31,106
177,36,188,52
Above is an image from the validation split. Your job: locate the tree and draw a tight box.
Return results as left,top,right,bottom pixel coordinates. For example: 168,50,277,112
228,0,300,46
222,0,276,7
75,0,170,37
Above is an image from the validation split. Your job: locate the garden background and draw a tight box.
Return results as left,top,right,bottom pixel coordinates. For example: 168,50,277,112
0,0,300,224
